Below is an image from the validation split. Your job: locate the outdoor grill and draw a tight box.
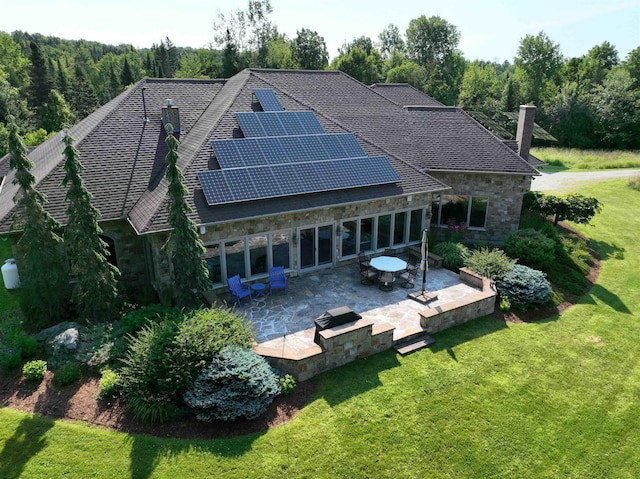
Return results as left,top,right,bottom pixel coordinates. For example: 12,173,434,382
314,306,362,344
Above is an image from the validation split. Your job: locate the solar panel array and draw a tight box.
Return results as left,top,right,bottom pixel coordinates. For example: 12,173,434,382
211,133,366,168
198,156,400,206
253,89,284,111
235,111,325,137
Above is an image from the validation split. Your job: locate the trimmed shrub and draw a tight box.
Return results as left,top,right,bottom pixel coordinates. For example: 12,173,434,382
463,248,517,281
183,346,282,422
119,307,254,424
497,265,552,308
99,369,122,398
503,228,556,269
433,242,471,271
23,360,47,382
279,374,297,395
52,361,82,387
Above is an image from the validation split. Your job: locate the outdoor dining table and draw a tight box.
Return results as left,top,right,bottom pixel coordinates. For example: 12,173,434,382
370,256,407,291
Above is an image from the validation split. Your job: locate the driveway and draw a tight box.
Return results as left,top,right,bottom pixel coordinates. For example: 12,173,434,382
531,169,640,192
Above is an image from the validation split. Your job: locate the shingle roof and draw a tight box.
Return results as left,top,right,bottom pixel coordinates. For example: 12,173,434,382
369,83,443,107
0,68,538,235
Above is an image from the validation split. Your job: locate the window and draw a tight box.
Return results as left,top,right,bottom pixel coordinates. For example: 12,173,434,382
409,209,423,241
225,239,246,278
360,217,373,252
432,194,488,229
393,211,407,245
377,214,391,249
203,244,221,283
341,220,357,257
249,235,268,276
272,232,290,269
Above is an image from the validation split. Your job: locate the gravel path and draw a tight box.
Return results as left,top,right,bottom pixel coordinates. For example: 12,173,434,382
531,169,640,192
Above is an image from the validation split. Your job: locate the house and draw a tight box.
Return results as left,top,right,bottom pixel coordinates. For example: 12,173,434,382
0,69,539,302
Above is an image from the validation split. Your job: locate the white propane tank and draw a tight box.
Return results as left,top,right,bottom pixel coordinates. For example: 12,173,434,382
1,258,20,289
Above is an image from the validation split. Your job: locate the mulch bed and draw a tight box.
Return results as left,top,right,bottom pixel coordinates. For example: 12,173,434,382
0,223,600,439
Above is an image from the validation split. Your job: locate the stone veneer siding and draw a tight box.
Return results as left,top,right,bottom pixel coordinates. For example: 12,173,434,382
429,172,532,244
150,193,433,294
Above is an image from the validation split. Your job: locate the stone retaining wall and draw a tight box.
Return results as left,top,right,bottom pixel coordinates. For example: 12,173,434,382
256,269,496,381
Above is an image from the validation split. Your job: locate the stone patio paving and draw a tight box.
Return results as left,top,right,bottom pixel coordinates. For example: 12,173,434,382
216,263,484,351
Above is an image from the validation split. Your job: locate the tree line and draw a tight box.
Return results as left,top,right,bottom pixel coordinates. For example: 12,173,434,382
1,0,639,155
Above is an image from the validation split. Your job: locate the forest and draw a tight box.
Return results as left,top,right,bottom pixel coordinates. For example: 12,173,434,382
0,0,639,156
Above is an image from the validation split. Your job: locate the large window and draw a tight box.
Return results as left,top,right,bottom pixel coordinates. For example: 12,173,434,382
249,235,268,276
225,239,246,278
341,220,357,257
393,211,407,245
360,217,373,252
272,232,290,269
432,194,488,229
377,214,391,249
203,244,221,283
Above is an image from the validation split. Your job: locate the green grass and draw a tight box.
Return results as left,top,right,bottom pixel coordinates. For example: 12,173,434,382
2,180,640,478
0,237,21,313
533,147,640,172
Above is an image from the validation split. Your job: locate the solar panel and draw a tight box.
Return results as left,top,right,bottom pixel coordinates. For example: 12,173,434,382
234,111,325,137
198,156,400,206
253,89,284,111
212,133,367,168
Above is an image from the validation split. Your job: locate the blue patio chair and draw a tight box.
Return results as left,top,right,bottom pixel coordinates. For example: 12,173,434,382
268,266,287,295
227,274,252,306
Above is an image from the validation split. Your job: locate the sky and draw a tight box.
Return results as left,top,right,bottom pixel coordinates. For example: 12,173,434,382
1,0,638,63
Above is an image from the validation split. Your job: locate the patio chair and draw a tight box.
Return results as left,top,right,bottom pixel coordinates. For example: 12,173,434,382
398,268,417,288
227,274,252,306
359,262,377,285
378,271,395,291
405,258,418,273
358,251,371,267
268,266,287,295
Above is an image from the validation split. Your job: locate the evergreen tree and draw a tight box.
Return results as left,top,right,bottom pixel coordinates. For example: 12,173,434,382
163,124,211,307
28,41,54,128
61,132,120,321
71,63,99,119
7,115,69,323
40,89,74,133
222,29,240,78
121,57,134,86
56,58,68,96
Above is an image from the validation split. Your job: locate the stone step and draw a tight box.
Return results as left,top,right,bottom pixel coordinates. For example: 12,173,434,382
394,335,435,355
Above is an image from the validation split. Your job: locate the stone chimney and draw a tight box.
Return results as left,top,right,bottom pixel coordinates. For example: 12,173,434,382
515,104,535,161
161,99,180,133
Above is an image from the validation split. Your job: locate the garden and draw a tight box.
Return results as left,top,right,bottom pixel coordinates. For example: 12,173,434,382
1,177,639,478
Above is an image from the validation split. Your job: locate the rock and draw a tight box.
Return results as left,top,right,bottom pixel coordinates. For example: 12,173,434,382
34,321,82,343
52,328,79,352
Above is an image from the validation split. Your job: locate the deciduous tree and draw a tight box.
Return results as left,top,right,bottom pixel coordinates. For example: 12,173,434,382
292,28,328,70
514,31,563,106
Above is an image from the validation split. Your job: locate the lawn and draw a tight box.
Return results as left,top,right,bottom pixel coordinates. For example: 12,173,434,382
1,179,639,478
533,147,640,172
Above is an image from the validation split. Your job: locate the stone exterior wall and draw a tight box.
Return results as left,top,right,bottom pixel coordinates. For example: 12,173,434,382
429,172,531,244
100,220,152,302
255,319,395,381
151,193,433,294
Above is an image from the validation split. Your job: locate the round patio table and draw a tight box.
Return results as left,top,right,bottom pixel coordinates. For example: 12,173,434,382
370,256,407,291
251,283,267,306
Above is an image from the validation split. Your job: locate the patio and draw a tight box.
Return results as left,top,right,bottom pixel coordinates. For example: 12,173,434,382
216,263,491,348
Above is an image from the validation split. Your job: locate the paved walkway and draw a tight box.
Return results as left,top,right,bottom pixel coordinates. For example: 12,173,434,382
532,169,640,192
217,264,482,347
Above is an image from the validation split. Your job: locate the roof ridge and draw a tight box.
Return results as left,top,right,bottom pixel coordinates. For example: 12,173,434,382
129,71,252,233
250,70,447,189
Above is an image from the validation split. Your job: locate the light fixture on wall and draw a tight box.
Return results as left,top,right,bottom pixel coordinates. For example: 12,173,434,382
199,226,207,235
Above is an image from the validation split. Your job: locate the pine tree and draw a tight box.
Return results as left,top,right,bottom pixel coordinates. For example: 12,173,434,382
8,115,69,324
121,57,134,86
56,58,68,96
71,63,99,119
163,124,211,307
61,132,120,321
222,29,240,78
28,41,53,128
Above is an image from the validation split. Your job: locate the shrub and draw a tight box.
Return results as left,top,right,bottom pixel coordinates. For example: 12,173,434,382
23,360,47,382
464,248,517,281
115,304,179,337
279,374,297,395
99,369,122,398
503,228,556,269
497,265,552,308
433,242,471,271
0,311,35,368
52,361,82,387
183,346,282,422
499,297,511,311
629,174,640,191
